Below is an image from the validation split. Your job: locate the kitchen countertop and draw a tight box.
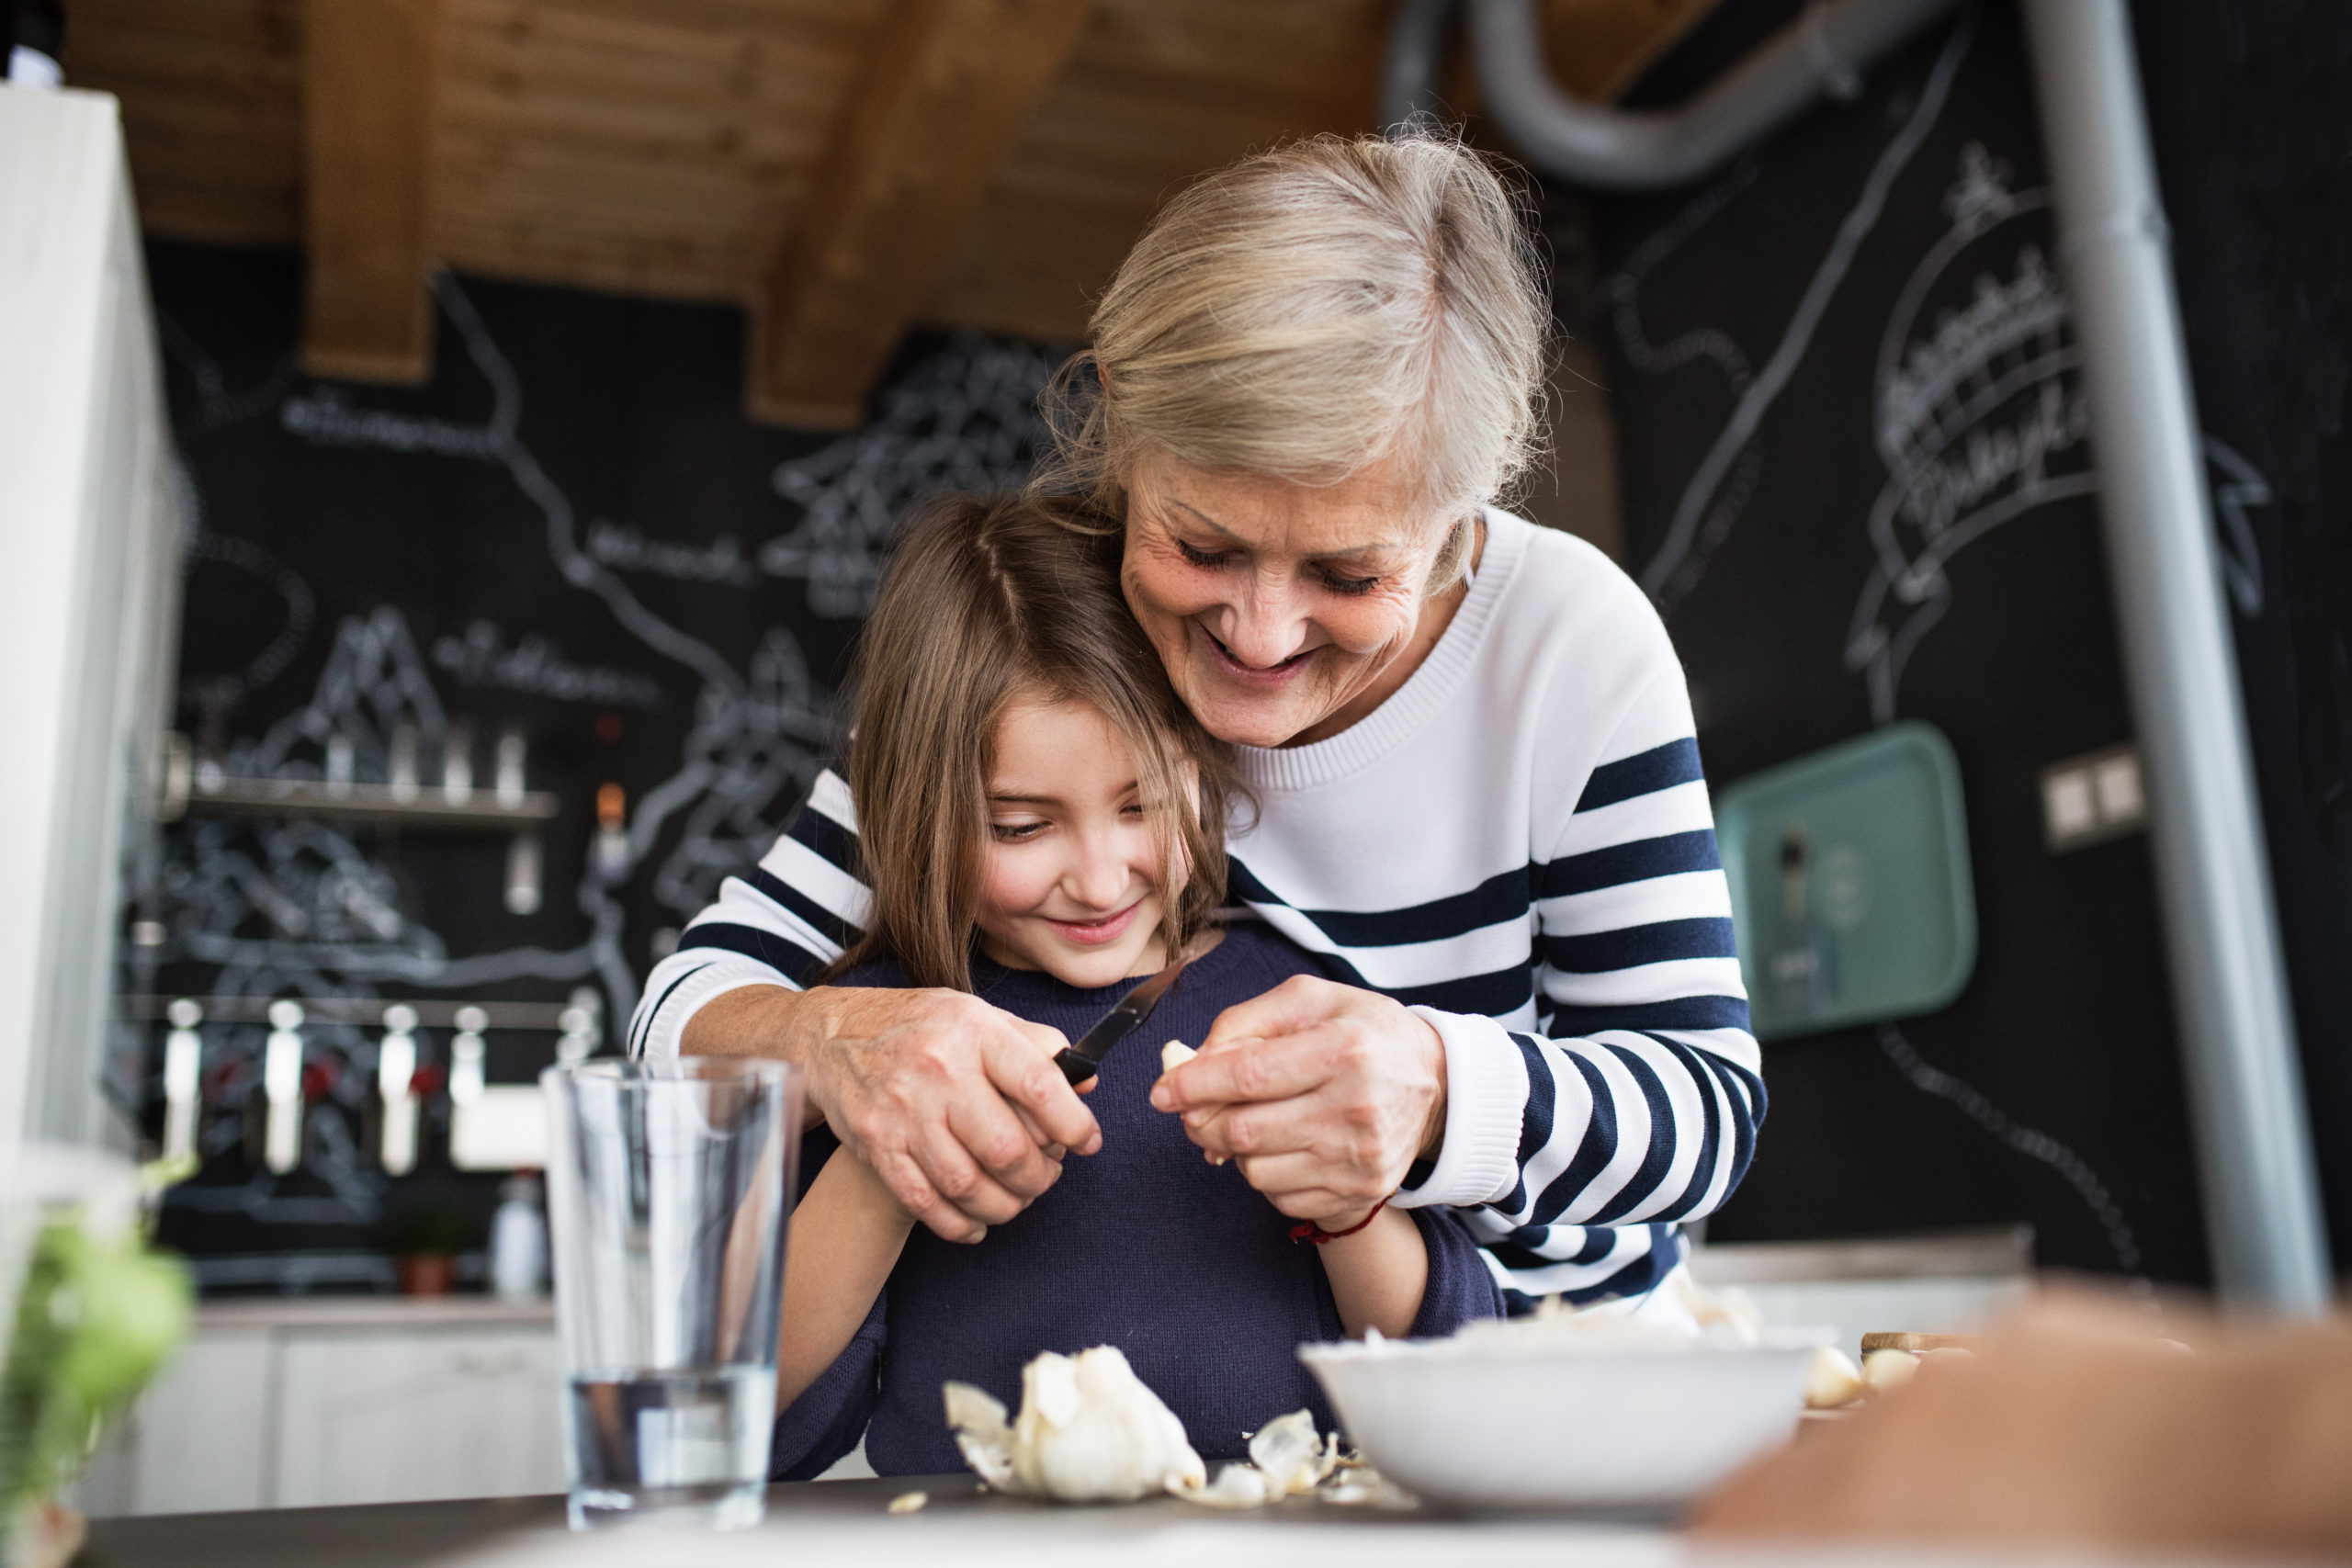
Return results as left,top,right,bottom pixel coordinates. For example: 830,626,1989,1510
83,1472,2253,1568
84,1473,1698,1568
191,1295,556,1331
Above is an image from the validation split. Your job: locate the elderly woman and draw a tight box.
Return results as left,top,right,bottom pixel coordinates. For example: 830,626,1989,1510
633,132,1760,1313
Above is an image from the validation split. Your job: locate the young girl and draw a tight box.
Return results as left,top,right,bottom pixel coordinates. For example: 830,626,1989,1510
767,493,1501,1479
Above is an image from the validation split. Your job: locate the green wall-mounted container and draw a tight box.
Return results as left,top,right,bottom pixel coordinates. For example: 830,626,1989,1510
1716,721,1977,1043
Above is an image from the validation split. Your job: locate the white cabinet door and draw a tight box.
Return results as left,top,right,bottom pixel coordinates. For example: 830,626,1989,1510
126,1330,276,1515
271,1328,564,1507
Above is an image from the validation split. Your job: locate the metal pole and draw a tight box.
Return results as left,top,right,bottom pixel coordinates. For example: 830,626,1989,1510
2021,0,2332,1310
1381,0,1454,132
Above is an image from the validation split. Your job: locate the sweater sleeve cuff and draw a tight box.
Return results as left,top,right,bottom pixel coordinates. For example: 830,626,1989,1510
633,955,797,1060
1391,1008,1525,1211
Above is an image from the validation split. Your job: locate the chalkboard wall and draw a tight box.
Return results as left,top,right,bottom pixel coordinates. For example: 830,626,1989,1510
138,244,1064,1288
1595,0,2352,1282
135,0,2352,1290
2132,0,2352,1281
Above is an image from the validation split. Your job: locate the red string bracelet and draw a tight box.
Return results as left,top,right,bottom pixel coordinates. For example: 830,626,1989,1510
1289,1204,1386,1245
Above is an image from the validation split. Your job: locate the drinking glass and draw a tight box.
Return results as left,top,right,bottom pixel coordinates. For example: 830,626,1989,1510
542,1057,800,1530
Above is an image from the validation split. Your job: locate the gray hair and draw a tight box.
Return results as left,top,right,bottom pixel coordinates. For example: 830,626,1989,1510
1038,130,1551,561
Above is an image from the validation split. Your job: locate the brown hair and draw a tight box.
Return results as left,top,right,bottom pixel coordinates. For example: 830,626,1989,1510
1034,129,1550,591
829,492,1242,992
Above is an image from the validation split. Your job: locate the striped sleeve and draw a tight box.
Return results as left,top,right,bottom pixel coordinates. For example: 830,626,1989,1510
629,769,871,1059
1393,677,1764,1310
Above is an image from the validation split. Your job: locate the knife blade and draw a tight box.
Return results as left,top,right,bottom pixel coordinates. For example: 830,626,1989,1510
1052,954,1189,1085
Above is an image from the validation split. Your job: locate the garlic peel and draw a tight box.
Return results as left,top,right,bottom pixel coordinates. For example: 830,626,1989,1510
1248,1409,1339,1495
943,1382,1019,1492
1176,1463,1273,1509
1672,1270,1765,1345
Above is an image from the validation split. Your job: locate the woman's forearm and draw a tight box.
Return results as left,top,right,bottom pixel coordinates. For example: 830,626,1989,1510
682,986,835,1131
1316,1207,1427,1340
776,1148,916,1409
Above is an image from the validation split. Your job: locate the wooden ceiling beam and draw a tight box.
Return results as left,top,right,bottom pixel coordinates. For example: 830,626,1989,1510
747,0,1095,429
300,0,441,383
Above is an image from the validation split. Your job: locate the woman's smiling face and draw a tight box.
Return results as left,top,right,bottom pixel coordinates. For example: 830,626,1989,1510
1119,448,1461,750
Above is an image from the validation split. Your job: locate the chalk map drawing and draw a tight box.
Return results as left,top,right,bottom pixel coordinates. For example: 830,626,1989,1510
1603,14,2203,1272
148,279,1056,1255
759,335,1064,617
1625,11,1979,615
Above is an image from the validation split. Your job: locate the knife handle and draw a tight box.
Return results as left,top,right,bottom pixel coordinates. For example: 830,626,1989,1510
1052,1049,1101,1087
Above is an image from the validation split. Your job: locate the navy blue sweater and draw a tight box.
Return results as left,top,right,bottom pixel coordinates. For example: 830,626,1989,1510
768,925,1505,1478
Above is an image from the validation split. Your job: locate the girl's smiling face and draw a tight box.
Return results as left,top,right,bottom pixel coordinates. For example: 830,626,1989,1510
975,693,1181,988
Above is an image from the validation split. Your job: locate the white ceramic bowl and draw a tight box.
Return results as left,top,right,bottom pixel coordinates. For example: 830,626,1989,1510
1299,1328,1822,1511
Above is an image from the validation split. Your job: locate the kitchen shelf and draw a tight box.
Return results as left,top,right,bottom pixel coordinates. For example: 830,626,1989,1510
164,774,559,831
119,994,578,1031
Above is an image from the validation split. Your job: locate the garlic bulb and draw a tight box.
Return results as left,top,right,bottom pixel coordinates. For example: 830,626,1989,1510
944,1347,1205,1503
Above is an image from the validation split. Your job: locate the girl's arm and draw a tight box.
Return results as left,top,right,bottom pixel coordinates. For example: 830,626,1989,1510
1316,1203,1509,1340
1315,1207,1428,1340
777,1146,918,1409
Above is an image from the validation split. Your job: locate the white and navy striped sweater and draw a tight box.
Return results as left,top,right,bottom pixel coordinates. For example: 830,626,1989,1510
632,510,1763,1310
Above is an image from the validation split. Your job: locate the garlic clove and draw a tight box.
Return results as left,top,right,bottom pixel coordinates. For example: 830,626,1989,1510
1861,1348,1920,1393
1161,1040,1196,1074
1804,1346,1866,1409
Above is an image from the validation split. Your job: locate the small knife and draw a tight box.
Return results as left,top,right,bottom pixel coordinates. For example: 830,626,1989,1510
1053,955,1189,1085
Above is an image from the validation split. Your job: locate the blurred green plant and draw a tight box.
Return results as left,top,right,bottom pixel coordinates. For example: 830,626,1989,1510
0,1217,191,1528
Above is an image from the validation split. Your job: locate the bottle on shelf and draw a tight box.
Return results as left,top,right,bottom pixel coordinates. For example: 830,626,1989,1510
490,1172,548,1301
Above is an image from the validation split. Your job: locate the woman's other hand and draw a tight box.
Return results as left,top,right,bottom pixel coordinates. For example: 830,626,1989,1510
688,984,1102,1243
1694,1292,2352,1556
1149,975,1445,1224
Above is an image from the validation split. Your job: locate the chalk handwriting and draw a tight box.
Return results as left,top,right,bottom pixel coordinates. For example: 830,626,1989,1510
434,618,667,711
585,518,761,587
1846,145,2098,722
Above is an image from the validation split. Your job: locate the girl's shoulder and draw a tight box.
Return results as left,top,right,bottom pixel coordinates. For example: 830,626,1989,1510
831,954,918,990
1194,920,1329,995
